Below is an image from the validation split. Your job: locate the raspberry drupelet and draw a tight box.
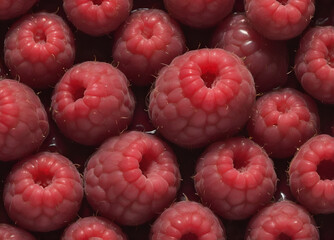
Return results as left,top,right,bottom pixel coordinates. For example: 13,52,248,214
112,8,186,86
149,48,256,148
51,61,135,146
63,0,133,36
3,151,83,232
211,13,289,93
0,223,36,240
247,88,320,159
163,0,235,28
245,200,319,239
295,25,334,104
4,12,75,89
61,216,127,240
150,201,226,240
289,134,334,214
84,131,181,226
0,79,49,162
0,0,37,20
194,137,277,220
244,0,315,40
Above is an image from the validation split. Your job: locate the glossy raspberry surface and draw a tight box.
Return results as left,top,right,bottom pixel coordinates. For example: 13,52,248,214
84,131,181,226
245,200,319,239
112,8,186,86
295,25,334,104
289,134,334,214
4,12,75,89
63,0,133,36
150,201,226,240
194,137,277,220
61,216,127,240
245,0,315,40
51,61,135,146
0,223,36,240
3,151,83,232
211,13,289,93
163,0,235,28
247,88,320,159
0,79,49,162
149,48,256,148
0,0,38,20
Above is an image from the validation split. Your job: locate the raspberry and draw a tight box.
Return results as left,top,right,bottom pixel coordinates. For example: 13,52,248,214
244,0,315,40
211,13,289,93
63,0,133,36
150,201,226,240
51,61,135,146
84,131,181,226
0,223,36,240
4,12,75,90
0,0,37,20
61,216,127,240
194,137,277,220
163,0,235,28
3,151,83,232
112,8,186,86
245,200,319,239
247,88,320,159
148,48,256,148
295,25,334,104
0,79,49,162
289,134,334,214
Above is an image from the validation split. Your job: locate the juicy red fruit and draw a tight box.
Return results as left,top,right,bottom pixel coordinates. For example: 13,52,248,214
0,223,36,240
0,0,38,20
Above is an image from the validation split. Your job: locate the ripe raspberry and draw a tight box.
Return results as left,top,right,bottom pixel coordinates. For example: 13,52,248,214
247,88,320,159
51,61,135,146
150,201,226,240
244,0,315,40
61,216,127,240
84,131,181,226
0,223,35,240
3,151,83,232
0,0,37,20
0,79,49,162
4,12,75,89
112,8,186,86
289,134,334,214
211,13,289,93
295,26,334,104
148,48,256,148
245,200,319,239
63,0,133,36
163,0,235,28
194,137,277,220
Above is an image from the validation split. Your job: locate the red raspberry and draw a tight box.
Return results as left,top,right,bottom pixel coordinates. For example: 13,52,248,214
150,201,226,240
211,13,289,93
63,0,133,36
0,0,37,20
295,26,334,104
163,0,235,28
244,0,315,40
61,216,127,240
245,200,319,239
112,8,186,86
247,88,320,159
3,151,83,232
289,134,334,214
148,48,256,148
0,79,49,162
4,12,75,89
84,131,181,226
194,137,277,220
0,223,35,240
51,61,135,146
